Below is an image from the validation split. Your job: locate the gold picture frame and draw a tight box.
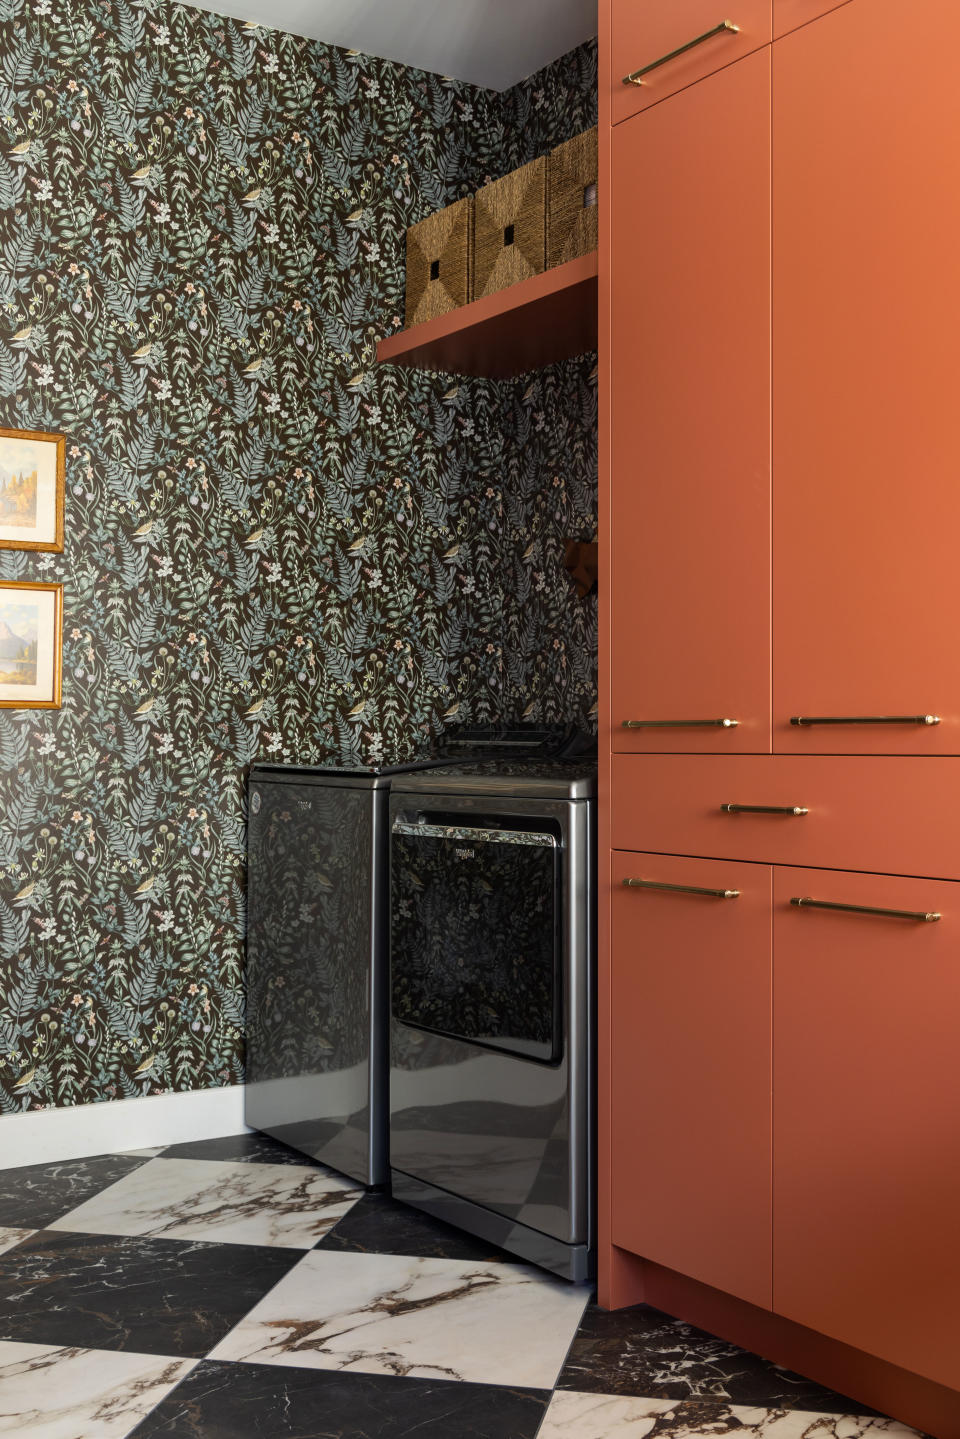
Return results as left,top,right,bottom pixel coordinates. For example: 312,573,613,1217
0,426,65,553
0,580,63,709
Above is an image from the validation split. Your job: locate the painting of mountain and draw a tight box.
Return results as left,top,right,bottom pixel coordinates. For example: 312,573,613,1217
0,598,38,682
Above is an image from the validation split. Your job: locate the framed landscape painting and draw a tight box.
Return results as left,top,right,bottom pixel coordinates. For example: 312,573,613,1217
0,427,65,552
0,581,62,708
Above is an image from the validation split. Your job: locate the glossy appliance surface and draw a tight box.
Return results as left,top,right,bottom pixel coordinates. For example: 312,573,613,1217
245,731,590,1188
389,761,596,1281
245,764,417,1187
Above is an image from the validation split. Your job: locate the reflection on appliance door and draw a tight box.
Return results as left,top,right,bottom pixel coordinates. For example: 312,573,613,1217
391,818,562,1063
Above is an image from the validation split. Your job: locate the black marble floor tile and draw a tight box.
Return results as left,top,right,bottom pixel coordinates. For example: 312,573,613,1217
556,1303,882,1415
0,1154,148,1228
0,1228,300,1358
127,1359,550,1438
314,1191,516,1264
159,1132,321,1167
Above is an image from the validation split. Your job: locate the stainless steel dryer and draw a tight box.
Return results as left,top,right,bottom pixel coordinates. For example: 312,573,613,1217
246,761,440,1188
388,760,596,1281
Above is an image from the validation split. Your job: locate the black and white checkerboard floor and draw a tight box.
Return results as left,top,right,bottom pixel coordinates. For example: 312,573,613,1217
0,1133,926,1437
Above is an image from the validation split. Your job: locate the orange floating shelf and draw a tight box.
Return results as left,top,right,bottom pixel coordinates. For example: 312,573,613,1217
376,251,598,379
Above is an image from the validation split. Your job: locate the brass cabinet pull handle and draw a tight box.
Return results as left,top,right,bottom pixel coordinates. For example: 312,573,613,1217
622,718,739,729
624,878,740,899
790,714,940,727
790,897,941,923
721,803,808,816
622,20,740,86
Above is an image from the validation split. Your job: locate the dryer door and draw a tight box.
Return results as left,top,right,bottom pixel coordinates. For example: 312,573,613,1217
391,818,562,1063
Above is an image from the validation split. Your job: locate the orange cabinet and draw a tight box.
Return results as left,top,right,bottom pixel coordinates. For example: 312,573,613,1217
612,0,771,125
610,851,772,1308
610,754,960,880
774,868,960,1389
773,0,850,37
610,50,771,756
773,0,960,755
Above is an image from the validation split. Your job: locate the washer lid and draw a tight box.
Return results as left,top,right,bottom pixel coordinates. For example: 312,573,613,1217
389,759,597,801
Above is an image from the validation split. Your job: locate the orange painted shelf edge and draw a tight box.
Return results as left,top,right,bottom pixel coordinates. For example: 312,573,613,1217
376,251,598,378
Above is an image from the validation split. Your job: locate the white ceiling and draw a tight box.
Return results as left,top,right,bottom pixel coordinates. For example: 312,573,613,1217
190,0,598,91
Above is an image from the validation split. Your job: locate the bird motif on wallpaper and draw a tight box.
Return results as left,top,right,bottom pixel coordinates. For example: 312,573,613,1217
245,699,265,716
346,536,366,553
12,881,35,904
12,1068,35,1090
134,876,155,895
347,700,366,717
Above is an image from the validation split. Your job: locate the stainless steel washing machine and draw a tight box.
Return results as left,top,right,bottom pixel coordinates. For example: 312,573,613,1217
388,760,596,1281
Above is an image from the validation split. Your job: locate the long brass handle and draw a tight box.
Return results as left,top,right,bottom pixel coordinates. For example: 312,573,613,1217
624,878,739,899
721,803,808,816
622,20,740,86
622,718,739,729
790,897,941,923
790,714,940,727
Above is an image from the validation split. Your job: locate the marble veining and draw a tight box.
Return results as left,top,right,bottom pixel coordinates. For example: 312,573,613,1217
0,1230,31,1258
125,1359,551,1438
538,1393,928,1437
210,1249,589,1389
0,1157,148,1230
49,1157,362,1249
0,1341,196,1438
159,1133,319,1168
557,1306,883,1415
0,1229,300,1358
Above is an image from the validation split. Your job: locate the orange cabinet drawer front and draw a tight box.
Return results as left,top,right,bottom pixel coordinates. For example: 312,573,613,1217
611,850,772,1309
611,754,960,880
774,867,960,1390
773,0,851,38
612,0,772,124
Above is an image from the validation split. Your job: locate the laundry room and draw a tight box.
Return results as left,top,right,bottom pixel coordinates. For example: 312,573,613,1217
0,2,956,1437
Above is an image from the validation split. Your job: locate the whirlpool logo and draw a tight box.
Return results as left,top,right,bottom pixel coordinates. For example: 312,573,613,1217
454,847,475,860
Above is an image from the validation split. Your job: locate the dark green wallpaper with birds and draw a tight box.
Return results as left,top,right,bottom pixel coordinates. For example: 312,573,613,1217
0,0,597,1112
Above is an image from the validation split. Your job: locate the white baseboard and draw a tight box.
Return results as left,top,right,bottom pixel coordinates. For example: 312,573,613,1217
0,1085,251,1170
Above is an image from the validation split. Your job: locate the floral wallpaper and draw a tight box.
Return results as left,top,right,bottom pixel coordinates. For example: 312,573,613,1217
0,0,597,1113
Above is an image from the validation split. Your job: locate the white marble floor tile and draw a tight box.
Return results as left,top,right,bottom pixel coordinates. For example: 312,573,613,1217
538,1393,926,1438
537,1391,680,1435
210,1248,590,1389
0,1230,31,1258
48,1157,362,1249
0,1341,195,1438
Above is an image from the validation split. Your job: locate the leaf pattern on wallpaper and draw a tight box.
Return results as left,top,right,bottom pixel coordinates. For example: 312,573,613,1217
0,0,597,1112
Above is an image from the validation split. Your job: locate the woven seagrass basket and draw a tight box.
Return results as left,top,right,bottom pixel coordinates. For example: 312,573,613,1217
547,127,598,269
405,196,474,327
473,157,547,300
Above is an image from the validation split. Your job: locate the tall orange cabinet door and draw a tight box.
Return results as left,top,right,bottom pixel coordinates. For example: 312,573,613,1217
611,851,772,1308
773,0,960,755
774,868,960,1389
611,51,772,755
773,0,850,38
